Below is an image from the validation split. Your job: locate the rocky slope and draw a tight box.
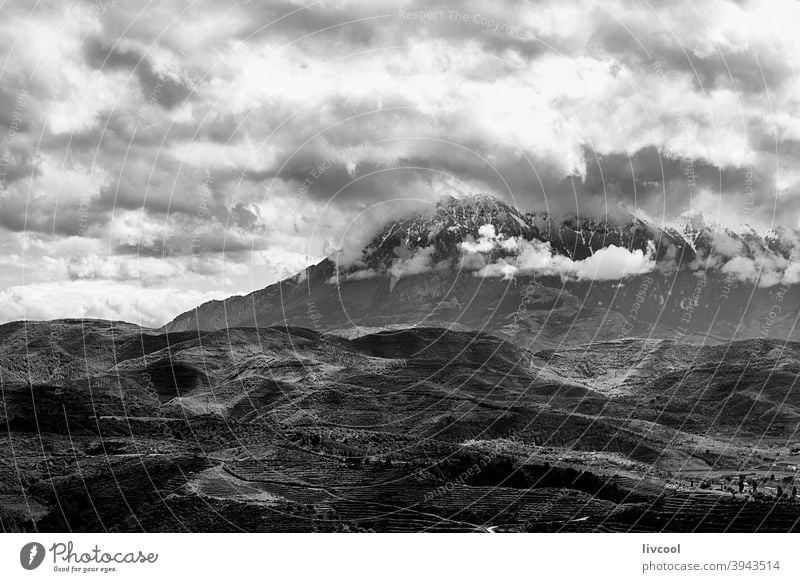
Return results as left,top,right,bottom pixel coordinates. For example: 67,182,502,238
166,194,800,348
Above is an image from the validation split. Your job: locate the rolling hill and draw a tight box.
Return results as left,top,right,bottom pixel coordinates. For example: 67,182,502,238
2,319,800,532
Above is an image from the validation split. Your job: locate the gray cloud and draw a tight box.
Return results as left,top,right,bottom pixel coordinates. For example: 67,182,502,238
0,0,798,323
83,37,193,110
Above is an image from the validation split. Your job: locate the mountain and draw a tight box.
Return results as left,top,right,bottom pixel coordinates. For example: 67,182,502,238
167,194,800,347
6,194,800,533
3,319,800,532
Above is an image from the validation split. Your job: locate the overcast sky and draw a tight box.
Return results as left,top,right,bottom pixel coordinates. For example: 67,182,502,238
0,0,798,326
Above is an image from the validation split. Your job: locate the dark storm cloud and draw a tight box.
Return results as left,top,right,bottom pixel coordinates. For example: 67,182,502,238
579,147,778,222
0,85,30,129
594,25,789,94
1,0,799,324
112,241,169,257
111,220,260,257
97,158,218,216
50,1,800,231
82,37,141,70
0,145,40,189
224,0,552,62
0,194,107,236
83,37,193,110
235,0,386,46
228,202,259,231
393,0,553,60
281,158,429,205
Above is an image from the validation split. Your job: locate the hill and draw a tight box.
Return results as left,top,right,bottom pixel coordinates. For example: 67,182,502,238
2,319,800,532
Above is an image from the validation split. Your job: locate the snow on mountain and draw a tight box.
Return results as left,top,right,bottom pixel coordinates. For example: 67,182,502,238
166,193,800,347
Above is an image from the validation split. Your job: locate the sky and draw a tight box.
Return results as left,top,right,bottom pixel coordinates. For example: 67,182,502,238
0,0,798,326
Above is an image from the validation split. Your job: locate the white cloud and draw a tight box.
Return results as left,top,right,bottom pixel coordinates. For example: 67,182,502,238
48,66,132,135
460,224,502,253
719,252,800,288
328,268,380,284
572,242,657,280
2,0,800,322
389,244,438,279
460,223,657,281
0,280,224,328
167,137,279,174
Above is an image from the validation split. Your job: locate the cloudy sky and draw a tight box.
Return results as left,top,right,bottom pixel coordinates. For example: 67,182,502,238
0,0,798,326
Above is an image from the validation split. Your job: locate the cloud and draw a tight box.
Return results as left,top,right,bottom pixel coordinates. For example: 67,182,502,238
460,224,505,253
389,244,438,279
328,268,380,284
719,251,800,288
460,223,657,281
1,0,800,322
329,243,445,285
571,242,657,280
0,280,223,328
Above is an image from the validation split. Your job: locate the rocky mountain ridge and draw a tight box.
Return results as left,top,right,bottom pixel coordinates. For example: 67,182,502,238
166,194,800,347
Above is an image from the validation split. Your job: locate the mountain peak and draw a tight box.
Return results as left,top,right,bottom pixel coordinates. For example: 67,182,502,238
165,188,800,351
348,193,533,274
436,192,513,210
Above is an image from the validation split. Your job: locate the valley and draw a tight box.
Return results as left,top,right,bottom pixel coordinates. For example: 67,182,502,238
2,319,799,532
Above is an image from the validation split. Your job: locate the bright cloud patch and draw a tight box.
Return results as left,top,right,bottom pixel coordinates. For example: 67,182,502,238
1,0,800,323
0,280,224,328
460,224,657,281
720,252,800,288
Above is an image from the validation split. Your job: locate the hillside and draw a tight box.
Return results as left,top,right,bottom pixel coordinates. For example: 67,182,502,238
2,319,800,532
166,194,800,348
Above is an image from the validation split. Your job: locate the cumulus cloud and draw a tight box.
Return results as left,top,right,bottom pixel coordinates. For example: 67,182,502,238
574,243,657,279
329,243,446,286
676,218,800,287
1,0,800,322
0,280,224,328
460,224,657,281
389,245,438,279
719,251,800,288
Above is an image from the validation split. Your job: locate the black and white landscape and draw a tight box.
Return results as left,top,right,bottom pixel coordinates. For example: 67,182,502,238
2,1,800,533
